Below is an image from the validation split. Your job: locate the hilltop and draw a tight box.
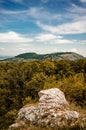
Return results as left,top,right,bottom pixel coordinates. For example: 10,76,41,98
1,52,85,62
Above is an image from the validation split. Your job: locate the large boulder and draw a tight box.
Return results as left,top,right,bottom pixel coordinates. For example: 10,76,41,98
8,88,79,130
38,88,68,109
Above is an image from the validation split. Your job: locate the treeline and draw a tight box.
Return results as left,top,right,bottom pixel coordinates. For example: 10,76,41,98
0,59,86,129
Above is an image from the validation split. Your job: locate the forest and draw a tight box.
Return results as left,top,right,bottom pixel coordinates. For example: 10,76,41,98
0,59,86,129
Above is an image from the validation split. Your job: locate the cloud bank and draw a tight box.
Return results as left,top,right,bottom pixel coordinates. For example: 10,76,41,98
0,31,33,43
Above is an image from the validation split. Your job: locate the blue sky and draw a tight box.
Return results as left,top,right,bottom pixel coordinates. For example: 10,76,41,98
0,0,86,56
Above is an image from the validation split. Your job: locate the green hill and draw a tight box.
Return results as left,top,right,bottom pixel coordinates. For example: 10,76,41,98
1,52,85,62
15,52,84,61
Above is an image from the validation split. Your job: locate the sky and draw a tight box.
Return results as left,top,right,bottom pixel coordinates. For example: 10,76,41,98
0,0,86,56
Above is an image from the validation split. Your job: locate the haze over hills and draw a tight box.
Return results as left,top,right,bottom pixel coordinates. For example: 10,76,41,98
0,56,11,60
1,52,85,62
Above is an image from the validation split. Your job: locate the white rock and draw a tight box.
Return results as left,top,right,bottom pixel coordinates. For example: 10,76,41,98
8,121,25,130
8,88,79,130
64,110,79,120
17,106,38,122
38,88,68,108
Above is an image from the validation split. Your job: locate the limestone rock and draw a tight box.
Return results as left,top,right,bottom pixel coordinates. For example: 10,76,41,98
38,88,68,109
8,88,79,130
17,106,38,122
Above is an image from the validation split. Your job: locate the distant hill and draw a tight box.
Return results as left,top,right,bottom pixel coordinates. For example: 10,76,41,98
0,56,11,61
2,52,85,62
15,52,84,61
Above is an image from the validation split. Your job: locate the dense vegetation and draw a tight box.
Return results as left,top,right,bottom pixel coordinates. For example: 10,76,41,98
0,59,86,129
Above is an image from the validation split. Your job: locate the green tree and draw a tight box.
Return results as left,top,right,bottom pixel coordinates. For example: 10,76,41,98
24,72,47,100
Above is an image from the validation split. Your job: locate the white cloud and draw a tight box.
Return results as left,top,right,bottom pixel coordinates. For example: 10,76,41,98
0,31,33,43
28,7,62,21
41,0,49,3
0,9,27,15
0,0,24,4
37,20,86,34
80,0,86,2
34,32,86,46
37,21,57,33
0,7,62,22
10,0,23,4
0,31,86,56
28,4,86,24
70,48,78,52
0,47,5,50
53,39,73,44
35,33,58,42
34,33,75,44
51,4,86,35
68,4,86,14
0,2,86,26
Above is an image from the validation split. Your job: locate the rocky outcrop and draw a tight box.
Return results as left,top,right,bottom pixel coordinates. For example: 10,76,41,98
38,88,68,108
8,88,80,130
